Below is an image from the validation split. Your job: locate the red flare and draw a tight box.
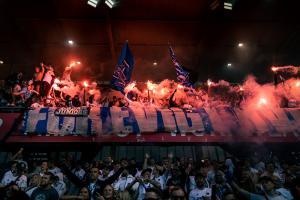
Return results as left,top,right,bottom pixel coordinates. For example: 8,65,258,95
271,66,278,72
83,81,88,88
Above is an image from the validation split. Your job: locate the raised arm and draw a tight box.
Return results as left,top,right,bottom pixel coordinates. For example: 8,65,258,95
143,153,150,169
61,163,85,188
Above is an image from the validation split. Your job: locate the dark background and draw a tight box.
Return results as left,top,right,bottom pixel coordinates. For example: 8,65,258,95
0,0,300,83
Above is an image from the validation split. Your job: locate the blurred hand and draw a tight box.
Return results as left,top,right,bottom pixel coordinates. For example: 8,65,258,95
18,148,24,154
145,153,150,159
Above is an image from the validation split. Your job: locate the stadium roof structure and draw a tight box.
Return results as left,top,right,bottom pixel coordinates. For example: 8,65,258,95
0,0,300,83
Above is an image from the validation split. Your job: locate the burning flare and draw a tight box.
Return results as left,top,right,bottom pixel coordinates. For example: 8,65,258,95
258,98,267,107
147,81,156,91
207,79,213,87
271,66,278,72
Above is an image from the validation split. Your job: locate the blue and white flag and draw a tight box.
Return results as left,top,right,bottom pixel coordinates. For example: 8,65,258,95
169,45,193,87
111,42,134,93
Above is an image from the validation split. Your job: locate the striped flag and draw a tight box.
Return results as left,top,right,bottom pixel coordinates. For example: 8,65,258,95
169,45,193,87
111,41,134,93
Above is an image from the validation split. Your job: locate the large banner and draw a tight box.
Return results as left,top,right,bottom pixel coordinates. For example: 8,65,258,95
23,106,300,141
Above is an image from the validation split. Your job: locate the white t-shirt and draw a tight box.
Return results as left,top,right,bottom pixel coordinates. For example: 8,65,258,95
1,170,27,190
1,170,16,186
153,176,166,190
43,70,54,84
188,176,210,191
72,168,86,180
189,187,212,200
16,175,27,190
133,181,153,200
52,180,66,197
48,167,61,176
113,175,134,192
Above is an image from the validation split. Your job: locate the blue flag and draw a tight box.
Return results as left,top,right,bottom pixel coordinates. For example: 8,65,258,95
169,45,193,87
111,42,134,92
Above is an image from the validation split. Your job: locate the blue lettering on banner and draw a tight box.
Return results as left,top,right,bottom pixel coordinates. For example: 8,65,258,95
100,107,112,134
284,109,295,121
156,109,165,132
215,106,241,134
257,110,277,134
183,111,193,127
73,117,77,133
169,109,180,133
35,108,49,135
122,107,140,134
58,116,64,129
22,107,300,137
196,108,213,134
224,106,241,129
87,118,92,135
22,111,29,133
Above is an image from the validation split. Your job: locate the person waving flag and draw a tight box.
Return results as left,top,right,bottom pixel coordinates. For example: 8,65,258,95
168,45,193,87
111,41,134,93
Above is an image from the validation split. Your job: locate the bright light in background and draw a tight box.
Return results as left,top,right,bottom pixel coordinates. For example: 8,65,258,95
54,78,60,84
68,40,74,45
238,43,244,47
0,60,3,64
126,82,136,92
177,84,184,89
83,81,89,88
227,63,232,68
271,66,278,72
147,81,156,91
70,61,81,67
207,79,213,87
296,81,300,87
224,2,232,10
105,0,115,8
153,61,158,66
239,87,244,91
87,0,99,7
258,98,268,107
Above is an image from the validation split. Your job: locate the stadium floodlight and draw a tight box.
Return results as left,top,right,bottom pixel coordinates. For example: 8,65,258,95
105,0,115,8
68,40,74,45
87,0,100,8
224,2,232,10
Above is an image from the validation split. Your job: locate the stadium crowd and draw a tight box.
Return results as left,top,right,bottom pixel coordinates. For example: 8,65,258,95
0,63,254,109
0,148,300,200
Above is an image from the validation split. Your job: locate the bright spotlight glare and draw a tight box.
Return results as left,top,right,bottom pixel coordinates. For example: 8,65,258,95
0,60,3,64
87,0,99,7
207,79,213,87
83,81,89,88
105,0,114,8
238,43,244,47
153,61,157,66
258,98,267,106
271,66,278,72
227,63,232,67
68,40,74,45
